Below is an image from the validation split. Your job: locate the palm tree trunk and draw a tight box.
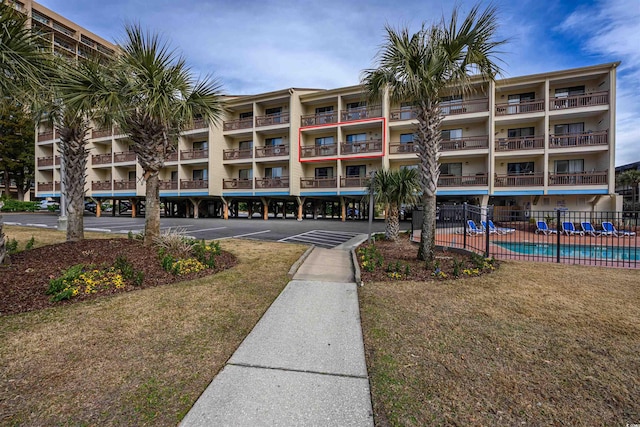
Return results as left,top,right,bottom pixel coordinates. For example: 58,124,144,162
0,221,6,265
387,203,400,241
416,102,442,261
144,172,161,245
58,121,89,242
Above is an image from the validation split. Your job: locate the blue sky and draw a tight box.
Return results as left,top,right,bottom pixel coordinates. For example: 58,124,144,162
39,0,639,166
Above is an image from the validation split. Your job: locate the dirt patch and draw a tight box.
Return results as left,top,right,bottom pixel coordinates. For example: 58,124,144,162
0,238,237,316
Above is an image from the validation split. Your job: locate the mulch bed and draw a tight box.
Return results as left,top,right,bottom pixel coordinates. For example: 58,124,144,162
0,239,237,316
358,236,496,282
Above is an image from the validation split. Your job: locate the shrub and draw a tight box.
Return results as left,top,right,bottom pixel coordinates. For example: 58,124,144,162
47,264,86,301
25,236,35,250
191,239,219,269
153,227,193,258
357,244,383,272
113,255,144,286
6,238,18,254
0,200,39,212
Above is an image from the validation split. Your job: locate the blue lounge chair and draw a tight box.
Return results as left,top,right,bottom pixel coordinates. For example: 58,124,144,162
562,221,584,236
466,220,484,235
488,220,515,234
481,220,497,234
535,220,557,235
580,221,601,237
601,221,636,237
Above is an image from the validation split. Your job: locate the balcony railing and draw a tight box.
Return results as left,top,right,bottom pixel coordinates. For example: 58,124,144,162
438,174,488,187
223,117,253,131
340,139,383,155
495,136,544,151
494,173,544,187
37,156,54,167
38,130,54,142
389,108,418,121
441,98,488,115
255,176,290,189
341,106,382,122
222,179,252,190
159,180,178,190
340,176,369,187
184,117,207,130
548,171,608,186
166,152,178,162
301,112,338,126
180,179,208,189
113,151,136,163
91,153,112,165
256,144,289,158
92,127,112,139
549,91,609,110
300,144,337,158
180,148,208,160
114,180,136,190
300,177,338,188
91,180,112,191
440,136,489,151
256,112,290,127
223,148,253,160
549,130,608,148
37,182,57,192
495,99,544,115
389,143,419,154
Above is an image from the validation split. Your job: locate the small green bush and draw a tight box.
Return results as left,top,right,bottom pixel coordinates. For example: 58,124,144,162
114,255,144,286
25,236,35,250
0,200,39,212
6,238,18,254
47,264,86,301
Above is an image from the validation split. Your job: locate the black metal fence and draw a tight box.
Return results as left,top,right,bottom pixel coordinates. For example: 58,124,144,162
412,204,639,268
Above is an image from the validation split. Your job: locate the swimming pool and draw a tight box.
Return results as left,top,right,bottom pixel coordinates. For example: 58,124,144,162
495,242,640,261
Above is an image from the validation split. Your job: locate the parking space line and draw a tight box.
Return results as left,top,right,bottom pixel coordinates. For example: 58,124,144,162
185,227,227,233
218,230,272,240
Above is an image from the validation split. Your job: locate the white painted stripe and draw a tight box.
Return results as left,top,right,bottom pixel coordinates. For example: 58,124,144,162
85,228,111,233
2,222,22,225
219,230,271,240
283,235,347,245
185,227,227,233
25,223,49,228
115,229,143,234
93,223,144,229
309,229,361,236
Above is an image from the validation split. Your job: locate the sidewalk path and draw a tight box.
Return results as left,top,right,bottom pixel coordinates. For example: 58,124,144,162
180,243,374,426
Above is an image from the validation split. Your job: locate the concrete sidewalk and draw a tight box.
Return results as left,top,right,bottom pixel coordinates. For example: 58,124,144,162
180,242,373,426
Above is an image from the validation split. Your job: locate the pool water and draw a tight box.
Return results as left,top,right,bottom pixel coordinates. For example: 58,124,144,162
495,242,640,261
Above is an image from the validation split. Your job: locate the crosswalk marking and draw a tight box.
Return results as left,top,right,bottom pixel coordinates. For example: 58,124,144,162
279,230,360,248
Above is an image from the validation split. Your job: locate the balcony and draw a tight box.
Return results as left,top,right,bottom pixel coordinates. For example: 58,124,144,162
549,130,608,149
114,180,136,190
341,107,382,122
256,112,290,127
184,117,207,130
91,153,112,165
166,152,178,162
495,136,544,151
180,148,208,160
37,182,59,192
340,176,369,187
113,151,136,163
91,180,112,191
223,148,253,160
92,127,112,139
37,156,55,167
548,171,607,186
340,139,382,155
256,144,289,158
389,108,418,121
550,91,609,110
301,112,338,126
438,174,488,187
441,99,488,115
389,143,419,155
495,99,544,115
223,117,253,131
38,130,54,142
255,176,290,189
159,180,178,190
300,144,337,158
222,179,252,190
440,136,489,151
494,173,544,187
300,177,338,188
180,179,208,190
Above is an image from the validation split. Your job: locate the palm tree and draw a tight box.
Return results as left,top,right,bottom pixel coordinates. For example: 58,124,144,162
617,169,640,213
366,168,420,241
105,24,224,244
362,4,505,261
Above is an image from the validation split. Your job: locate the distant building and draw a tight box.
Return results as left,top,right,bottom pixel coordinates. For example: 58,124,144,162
615,161,640,210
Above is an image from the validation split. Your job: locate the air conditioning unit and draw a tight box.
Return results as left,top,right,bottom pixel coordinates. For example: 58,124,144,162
273,147,281,155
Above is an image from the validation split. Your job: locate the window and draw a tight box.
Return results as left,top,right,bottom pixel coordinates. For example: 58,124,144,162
239,111,253,119
399,102,414,120
440,95,463,114
193,169,208,180
346,101,365,110
507,92,535,113
441,129,462,140
265,107,282,124
555,86,585,97
193,141,208,150
265,167,283,178
316,106,334,114
239,169,252,180
346,133,366,143
346,165,366,177
554,159,584,174
400,164,418,171
315,167,333,178
507,127,535,138
315,136,334,146
439,163,462,176
265,137,283,146
170,171,178,182
554,123,584,135
507,162,534,175
239,140,252,150
128,171,136,181
400,133,414,144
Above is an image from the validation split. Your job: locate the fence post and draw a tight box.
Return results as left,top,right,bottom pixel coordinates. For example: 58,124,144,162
463,203,467,250
485,206,491,257
556,209,561,263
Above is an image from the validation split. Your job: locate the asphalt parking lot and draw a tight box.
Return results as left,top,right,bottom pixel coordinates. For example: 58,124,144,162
1,212,398,248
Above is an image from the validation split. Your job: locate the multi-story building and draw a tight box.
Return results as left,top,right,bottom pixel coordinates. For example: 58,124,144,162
34,55,620,220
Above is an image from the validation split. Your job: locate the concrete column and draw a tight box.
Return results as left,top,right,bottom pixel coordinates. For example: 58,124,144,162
130,199,137,218
95,199,101,218
189,198,200,219
340,197,346,222
261,197,269,220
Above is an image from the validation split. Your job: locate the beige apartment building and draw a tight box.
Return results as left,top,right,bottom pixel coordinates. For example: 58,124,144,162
25,0,618,220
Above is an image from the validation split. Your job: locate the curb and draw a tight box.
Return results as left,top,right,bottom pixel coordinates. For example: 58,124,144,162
287,245,315,278
351,248,362,286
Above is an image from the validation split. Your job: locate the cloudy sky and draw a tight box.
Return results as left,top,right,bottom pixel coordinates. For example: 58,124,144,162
38,0,639,166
